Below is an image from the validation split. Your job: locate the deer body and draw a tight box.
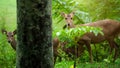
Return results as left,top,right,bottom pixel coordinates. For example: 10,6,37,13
79,19,120,62
61,12,119,62
53,37,84,64
80,19,120,43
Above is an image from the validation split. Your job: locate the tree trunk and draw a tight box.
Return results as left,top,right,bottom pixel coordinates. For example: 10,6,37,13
16,0,53,68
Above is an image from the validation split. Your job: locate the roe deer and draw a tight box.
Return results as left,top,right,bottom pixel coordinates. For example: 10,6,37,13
2,29,17,50
61,12,120,62
53,12,84,62
53,37,84,64
1,29,59,64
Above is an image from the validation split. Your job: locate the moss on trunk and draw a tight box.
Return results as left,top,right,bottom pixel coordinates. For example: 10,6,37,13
16,0,53,68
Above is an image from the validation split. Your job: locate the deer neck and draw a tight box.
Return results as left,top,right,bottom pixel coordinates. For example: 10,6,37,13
10,38,16,50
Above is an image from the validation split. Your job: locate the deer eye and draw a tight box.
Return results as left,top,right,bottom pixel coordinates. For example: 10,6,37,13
7,35,9,37
71,18,72,19
65,18,67,20
11,35,14,37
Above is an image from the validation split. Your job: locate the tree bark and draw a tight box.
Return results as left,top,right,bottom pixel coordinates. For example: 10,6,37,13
16,0,53,68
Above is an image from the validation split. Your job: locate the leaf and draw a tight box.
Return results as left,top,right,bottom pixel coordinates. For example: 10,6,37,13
53,26,103,48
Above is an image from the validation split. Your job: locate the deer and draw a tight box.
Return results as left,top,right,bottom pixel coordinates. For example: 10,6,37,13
2,29,17,50
1,29,83,65
53,37,84,64
61,12,120,63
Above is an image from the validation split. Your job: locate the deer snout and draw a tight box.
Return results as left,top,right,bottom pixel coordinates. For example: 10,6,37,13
8,40,11,43
7,38,13,43
67,23,71,27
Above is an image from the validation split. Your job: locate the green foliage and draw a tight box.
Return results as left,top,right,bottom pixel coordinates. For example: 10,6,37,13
115,58,120,64
55,61,75,68
88,0,120,21
0,0,16,30
55,61,120,68
0,33,16,68
54,26,103,48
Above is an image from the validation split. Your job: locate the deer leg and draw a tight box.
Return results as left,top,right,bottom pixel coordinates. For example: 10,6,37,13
74,45,79,68
112,41,118,62
54,56,56,65
85,41,93,63
108,40,118,62
108,41,114,54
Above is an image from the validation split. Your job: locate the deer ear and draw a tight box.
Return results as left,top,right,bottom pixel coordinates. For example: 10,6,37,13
70,12,75,17
1,29,7,34
13,30,17,35
71,12,75,14
61,12,66,17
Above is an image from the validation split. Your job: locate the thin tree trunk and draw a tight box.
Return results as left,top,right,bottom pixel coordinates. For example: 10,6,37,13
16,0,53,68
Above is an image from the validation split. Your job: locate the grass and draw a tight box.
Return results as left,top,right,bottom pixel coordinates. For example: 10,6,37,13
55,60,120,68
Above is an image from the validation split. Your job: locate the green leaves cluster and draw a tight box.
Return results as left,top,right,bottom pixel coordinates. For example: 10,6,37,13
82,0,120,21
54,26,103,47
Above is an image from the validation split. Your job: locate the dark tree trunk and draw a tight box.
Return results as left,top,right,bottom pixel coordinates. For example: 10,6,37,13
16,0,53,68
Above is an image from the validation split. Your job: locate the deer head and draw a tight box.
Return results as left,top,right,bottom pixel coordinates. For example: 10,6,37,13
2,29,17,50
61,12,75,29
